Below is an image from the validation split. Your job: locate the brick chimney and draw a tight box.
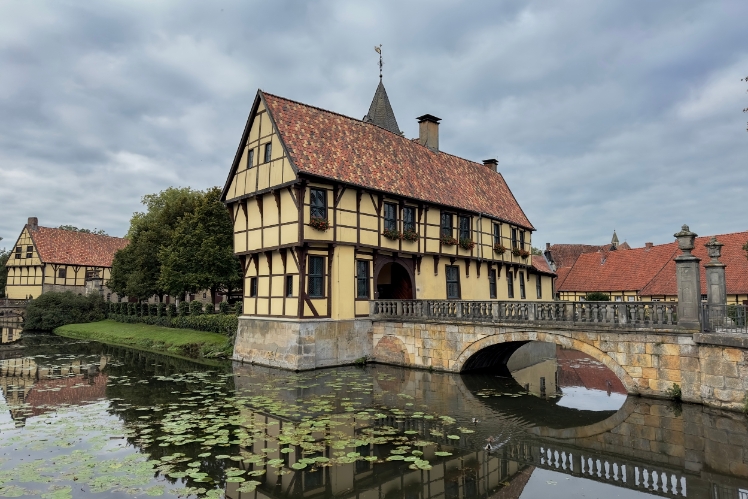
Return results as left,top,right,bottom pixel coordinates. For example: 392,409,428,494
645,242,653,249
417,114,441,152
27,217,38,231
483,159,498,172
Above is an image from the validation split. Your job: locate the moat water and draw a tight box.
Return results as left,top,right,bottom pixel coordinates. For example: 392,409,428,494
1,322,747,498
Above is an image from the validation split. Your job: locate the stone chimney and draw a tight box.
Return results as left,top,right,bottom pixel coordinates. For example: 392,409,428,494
27,217,38,231
483,159,498,172
417,114,441,152
645,242,653,249
545,243,551,251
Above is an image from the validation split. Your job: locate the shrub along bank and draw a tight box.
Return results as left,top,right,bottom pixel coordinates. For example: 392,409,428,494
55,320,233,360
107,301,241,336
25,292,108,331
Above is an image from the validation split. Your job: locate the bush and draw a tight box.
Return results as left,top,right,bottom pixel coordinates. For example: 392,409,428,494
149,303,158,317
168,303,177,317
204,302,214,314
178,301,189,316
583,292,611,302
24,292,108,331
219,301,231,314
234,301,243,316
157,303,166,317
666,383,682,401
190,301,203,315
171,314,238,336
141,303,149,317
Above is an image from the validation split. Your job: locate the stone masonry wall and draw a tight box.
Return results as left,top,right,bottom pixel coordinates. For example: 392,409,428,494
234,317,372,371
371,321,748,412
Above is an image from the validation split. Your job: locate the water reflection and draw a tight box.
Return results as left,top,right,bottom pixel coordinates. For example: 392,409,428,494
0,336,747,499
0,316,23,345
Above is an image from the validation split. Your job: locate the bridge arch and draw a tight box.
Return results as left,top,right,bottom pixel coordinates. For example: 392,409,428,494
454,330,638,394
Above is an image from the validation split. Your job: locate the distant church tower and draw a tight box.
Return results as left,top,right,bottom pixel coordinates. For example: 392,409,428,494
362,45,402,135
611,230,620,249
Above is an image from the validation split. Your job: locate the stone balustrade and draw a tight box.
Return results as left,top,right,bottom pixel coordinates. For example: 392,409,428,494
370,300,679,329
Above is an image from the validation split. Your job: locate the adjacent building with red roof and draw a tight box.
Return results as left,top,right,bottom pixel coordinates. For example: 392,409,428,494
4,217,128,300
556,230,748,304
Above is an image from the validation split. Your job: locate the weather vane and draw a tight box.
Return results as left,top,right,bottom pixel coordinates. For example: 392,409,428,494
375,44,383,80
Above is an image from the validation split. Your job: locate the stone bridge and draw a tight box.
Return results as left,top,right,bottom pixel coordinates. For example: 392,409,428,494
0,299,28,317
369,299,748,412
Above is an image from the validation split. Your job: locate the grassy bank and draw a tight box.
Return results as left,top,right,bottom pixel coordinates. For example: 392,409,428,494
54,320,233,360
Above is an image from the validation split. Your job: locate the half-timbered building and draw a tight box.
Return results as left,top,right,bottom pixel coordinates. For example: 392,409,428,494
3,217,128,300
222,83,555,368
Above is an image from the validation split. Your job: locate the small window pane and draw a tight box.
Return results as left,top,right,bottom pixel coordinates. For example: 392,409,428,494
507,271,514,299
249,277,258,297
286,275,293,297
247,149,254,169
310,189,326,219
520,231,526,250
356,260,369,299
59,269,67,279
446,265,460,299
489,269,497,299
308,256,324,298
403,207,415,232
493,224,501,246
15,247,21,259
519,272,526,299
264,143,272,163
459,216,471,241
511,228,518,249
440,213,452,236
384,203,397,231
536,275,542,299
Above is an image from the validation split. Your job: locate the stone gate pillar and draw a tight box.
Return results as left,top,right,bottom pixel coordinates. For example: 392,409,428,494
674,225,701,330
704,237,726,306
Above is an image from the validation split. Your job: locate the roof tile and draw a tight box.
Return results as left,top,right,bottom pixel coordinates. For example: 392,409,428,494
29,226,128,267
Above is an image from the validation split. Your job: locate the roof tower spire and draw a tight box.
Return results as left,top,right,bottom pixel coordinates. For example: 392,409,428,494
362,45,402,134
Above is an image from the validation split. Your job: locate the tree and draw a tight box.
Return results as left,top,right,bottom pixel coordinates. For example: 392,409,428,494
583,292,610,301
159,187,241,304
0,248,9,298
531,246,543,256
108,187,202,301
58,225,109,236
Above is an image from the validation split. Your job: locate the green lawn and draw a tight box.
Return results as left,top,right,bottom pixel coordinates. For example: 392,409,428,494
54,320,233,360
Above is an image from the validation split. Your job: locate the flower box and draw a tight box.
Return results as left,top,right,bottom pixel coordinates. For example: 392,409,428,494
519,249,530,259
402,229,419,242
459,238,475,251
309,216,330,231
383,228,403,241
511,247,522,257
493,243,507,255
440,235,458,246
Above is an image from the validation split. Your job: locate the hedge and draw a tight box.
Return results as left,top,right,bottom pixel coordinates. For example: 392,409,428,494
106,300,241,335
25,292,108,331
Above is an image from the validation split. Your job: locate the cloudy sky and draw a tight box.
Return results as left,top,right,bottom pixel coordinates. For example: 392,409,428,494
1,0,746,250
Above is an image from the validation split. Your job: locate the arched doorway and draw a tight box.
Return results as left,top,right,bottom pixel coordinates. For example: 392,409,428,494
376,262,414,299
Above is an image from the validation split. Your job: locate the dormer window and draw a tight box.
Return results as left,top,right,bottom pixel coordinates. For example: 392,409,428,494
384,203,397,231
263,143,272,163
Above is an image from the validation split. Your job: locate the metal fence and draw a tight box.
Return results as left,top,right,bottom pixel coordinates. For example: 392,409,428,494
701,304,748,334
370,300,679,328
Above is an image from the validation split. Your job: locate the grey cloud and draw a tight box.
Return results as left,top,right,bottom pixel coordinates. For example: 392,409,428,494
0,0,746,251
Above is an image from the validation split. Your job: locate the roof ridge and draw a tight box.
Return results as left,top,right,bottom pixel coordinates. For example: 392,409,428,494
640,245,681,294
37,225,127,240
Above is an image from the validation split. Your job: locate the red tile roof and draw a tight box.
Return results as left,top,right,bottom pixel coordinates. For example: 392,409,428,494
546,244,609,269
641,231,748,296
557,230,748,296
554,266,572,288
29,226,128,267
558,243,678,292
254,92,534,230
530,254,555,275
